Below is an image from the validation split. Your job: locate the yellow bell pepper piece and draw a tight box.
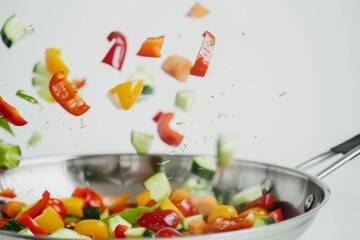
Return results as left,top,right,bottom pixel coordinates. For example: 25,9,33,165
74,219,109,239
61,197,85,217
160,198,185,220
135,190,152,207
108,79,143,110
45,48,69,77
34,206,64,234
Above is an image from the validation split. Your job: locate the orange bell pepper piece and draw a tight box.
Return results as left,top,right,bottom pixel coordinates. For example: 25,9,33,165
137,36,164,58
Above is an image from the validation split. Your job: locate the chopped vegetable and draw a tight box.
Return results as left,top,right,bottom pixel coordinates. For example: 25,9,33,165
71,187,105,212
2,201,26,218
49,71,90,116
175,90,195,111
17,215,47,235
0,97,27,126
102,31,127,71
108,79,143,110
32,61,55,102
27,131,41,146
217,134,239,165
0,219,26,232
74,219,109,239
153,111,184,146
190,156,217,180
102,194,130,211
137,35,164,58
162,55,193,82
138,210,180,232
0,188,16,198
143,171,171,202
128,65,155,101
187,3,209,18
232,184,264,206
34,206,65,234
0,140,21,169
0,118,13,136
15,90,38,104
72,79,86,90
15,190,50,220
46,48,69,77
1,14,28,48
190,31,215,77
131,130,154,155
82,207,100,220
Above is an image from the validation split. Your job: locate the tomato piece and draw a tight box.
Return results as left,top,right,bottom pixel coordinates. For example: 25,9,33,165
176,198,198,217
269,208,284,222
137,36,164,58
156,227,182,238
137,210,180,232
0,218,9,228
114,224,129,238
48,198,67,219
190,31,215,77
240,194,276,212
0,97,27,126
102,31,127,71
0,188,16,198
46,48,69,77
15,190,50,220
153,111,183,146
207,211,254,233
17,215,47,236
72,187,105,212
49,71,90,116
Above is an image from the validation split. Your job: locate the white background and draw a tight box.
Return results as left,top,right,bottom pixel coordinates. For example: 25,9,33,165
1,0,360,239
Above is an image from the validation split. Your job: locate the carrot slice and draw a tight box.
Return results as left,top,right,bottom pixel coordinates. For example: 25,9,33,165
188,3,209,18
162,54,193,82
2,201,26,218
137,36,164,58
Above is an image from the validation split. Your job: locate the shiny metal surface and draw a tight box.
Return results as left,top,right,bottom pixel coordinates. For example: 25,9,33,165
0,154,331,240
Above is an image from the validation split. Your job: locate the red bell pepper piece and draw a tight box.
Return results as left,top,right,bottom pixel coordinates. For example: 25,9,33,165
0,97,27,126
114,224,129,238
0,188,16,198
49,71,90,116
137,36,164,58
17,215,47,236
269,208,284,222
15,190,50,220
176,198,198,217
190,31,215,77
48,198,67,219
240,194,276,212
207,214,253,233
153,111,183,146
0,218,9,228
72,187,105,212
102,31,127,71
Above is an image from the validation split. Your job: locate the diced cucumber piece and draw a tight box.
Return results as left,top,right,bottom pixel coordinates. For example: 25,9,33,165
124,227,155,238
32,61,55,102
0,219,26,232
182,214,203,230
190,156,217,180
82,207,100,220
18,227,33,235
50,228,91,239
253,217,276,228
103,215,131,238
232,184,264,205
128,65,155,101
143,171,171,201
0,141,21,169
36,88,55,102
183,177,215,197
1,14,27,48
217,134,239,165
131,130,154,155
33,61,52,78
32,76,47,87
175,90,195,111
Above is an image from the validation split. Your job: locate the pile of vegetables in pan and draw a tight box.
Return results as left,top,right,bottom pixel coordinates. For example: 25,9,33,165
0,155,299,238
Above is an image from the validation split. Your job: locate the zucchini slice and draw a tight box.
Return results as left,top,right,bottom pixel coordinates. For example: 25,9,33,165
190,156,217,180
232,184,264,206
131,130,154,155
1,14,28,48
175,90,195,112
217,134,239,165
143,171,171,201
124,227,155,238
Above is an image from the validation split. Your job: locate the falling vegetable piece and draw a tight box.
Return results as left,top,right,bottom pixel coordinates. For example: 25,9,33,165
102,31,127,71
175,90,195,112
108,80,143,110
190,31,215,77
72,79,86,90
137,36,164,58
32,61,55,102
217,134,239,165
16,90,38,104
162,55,193,82
0,140,21,169
0,188,16,198
1,14,28,48
0,118,13,136
187,3,209,18
131,130,154,155
49,71,90,116
28,131,42,146
153,111,184,146
0,96,27,126
46,48,69,78
128,66,155,102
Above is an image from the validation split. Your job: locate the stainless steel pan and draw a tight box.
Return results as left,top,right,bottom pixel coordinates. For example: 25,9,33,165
0,134,359,240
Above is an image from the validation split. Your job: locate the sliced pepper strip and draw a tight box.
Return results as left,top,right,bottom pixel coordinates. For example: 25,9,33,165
16,90,39,104
137,36,164,58
49,71,90,116
17,215,47,236
15,190,50,220
190,31,215,77
0,188,16,198
0,96,27,126
102,31,127,71
153,111,183,146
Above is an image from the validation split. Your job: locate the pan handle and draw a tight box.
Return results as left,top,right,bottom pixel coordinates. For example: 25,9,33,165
296,133,360,179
